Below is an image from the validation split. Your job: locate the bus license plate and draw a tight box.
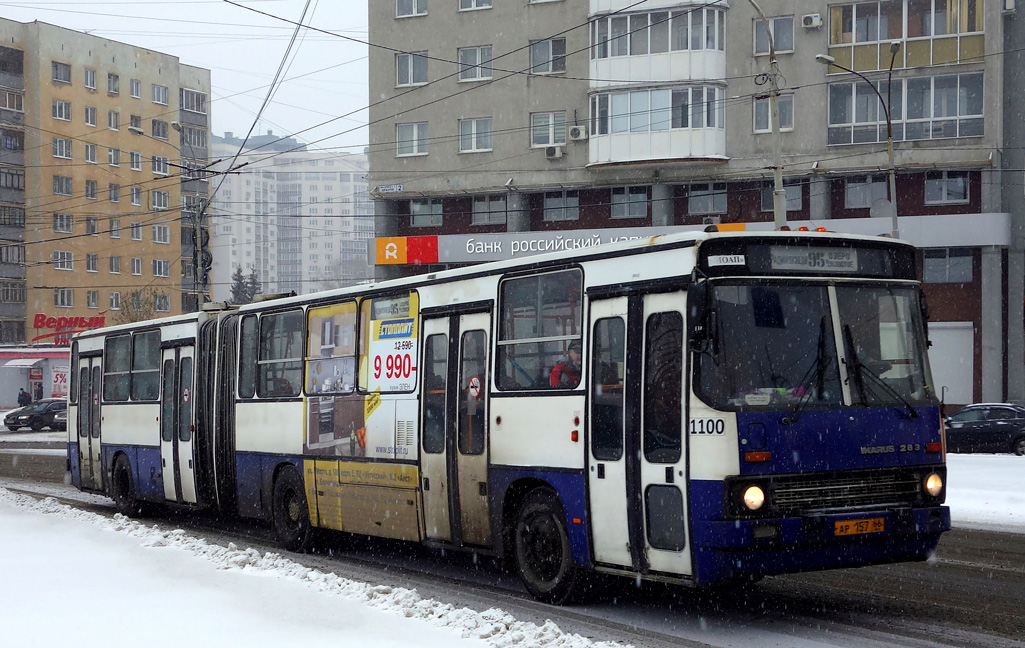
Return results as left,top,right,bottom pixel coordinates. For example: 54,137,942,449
834,518,885,536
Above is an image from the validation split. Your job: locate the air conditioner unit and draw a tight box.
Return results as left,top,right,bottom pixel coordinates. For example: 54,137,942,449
568,126,588,141
1004,0,1016,13
802,13,823,28
545,145,564,160
702,216,721,225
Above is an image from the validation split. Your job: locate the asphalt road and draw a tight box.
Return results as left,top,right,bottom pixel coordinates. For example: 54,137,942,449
2,441,1023,648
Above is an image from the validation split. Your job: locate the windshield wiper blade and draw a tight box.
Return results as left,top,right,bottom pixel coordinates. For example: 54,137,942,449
783,317,830,425
842,325,918,419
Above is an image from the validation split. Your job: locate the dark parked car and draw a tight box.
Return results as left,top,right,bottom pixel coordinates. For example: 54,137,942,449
945,403,1025,455
52,408,67,432
4,398,66,432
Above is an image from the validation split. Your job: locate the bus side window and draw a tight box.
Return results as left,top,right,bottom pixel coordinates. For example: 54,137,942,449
239,315,257,398
591,317,625,461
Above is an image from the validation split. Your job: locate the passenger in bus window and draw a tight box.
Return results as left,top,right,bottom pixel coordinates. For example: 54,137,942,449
549,341,582,388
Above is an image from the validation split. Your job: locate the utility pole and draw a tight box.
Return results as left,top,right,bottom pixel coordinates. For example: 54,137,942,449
749,0,787,230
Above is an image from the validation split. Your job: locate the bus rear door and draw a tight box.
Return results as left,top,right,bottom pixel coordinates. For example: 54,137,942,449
160,346,198,504
420,310,492,548
588,292,690,576
77,356,102,491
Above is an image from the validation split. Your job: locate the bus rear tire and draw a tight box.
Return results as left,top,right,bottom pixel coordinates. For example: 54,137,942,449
513,490,579,605
272,466,312,552
111,455,143,518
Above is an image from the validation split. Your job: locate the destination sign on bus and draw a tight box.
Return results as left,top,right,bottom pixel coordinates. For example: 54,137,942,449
769,246,858,273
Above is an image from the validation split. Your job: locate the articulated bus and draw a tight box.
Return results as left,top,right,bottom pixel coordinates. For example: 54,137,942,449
68,230,949,603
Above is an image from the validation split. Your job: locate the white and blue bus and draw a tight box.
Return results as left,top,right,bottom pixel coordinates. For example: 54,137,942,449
68,229,949,603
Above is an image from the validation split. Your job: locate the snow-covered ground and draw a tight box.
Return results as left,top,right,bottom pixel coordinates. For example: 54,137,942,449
0,448,1020,648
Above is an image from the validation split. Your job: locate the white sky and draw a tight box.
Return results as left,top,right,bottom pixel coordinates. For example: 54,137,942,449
0,453,1020,648
1,0,370,151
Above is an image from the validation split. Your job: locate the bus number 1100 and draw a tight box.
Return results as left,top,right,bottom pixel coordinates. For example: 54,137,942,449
689,418,726,435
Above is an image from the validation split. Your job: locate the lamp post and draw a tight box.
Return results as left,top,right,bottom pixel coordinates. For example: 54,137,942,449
816,40,903,238
127,123,210,307
749,0,786,230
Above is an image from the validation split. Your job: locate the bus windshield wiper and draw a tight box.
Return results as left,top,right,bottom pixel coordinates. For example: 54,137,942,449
783,317,830,425
842,325,918,419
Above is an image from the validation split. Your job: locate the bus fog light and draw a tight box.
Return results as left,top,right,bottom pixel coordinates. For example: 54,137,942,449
743,485,765,511
924,473,943,497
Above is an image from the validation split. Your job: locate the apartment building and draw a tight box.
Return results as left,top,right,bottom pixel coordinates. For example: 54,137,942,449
208,132,374,301
0,18,210,345
367,0,1021,406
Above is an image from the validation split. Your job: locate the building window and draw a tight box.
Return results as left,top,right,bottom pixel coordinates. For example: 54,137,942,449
180,88,207,114
591,8,725,59
845,174,888,208
84,68,96,89
1,90,24,112
107,73,119,95
754,93,794,132
396,122,429,156
131,187,141,206
53,213,73,233
130,151,142,170
130,222,142,240
0,282,25,304
87,253,98,273
459,0,491,10
611,186,648,219
688,182,727,214
0,244,25,264
54,288,73,308
925,170,969,204
396,52,428,86
760,180,804,212
52,61,71,83
1,168,24,190
110,292,121,310
530,38,566,74
52,175,72,196
396,0,427,18
109,218,121,237
152,83,168,105
52,137,72,159
590,86,724,135
131,257,142,275
152,191,169,210
153,224,170,243
754,16,794,54
107,185,120,203
86,290,98,309
472,195,506,225
923,248,972,283
84,106,96,126
52,100,71,121
0,206,25,226
129,78,141,98
85,143,96,163
531,111,566,146
152,259,170,277
108,148,120,166
108,110,119,130
410,198,443,227
543,190,579,221
458,46,493,81
152,156,169,175
130,114,142,129
154,294,170,312
180,126,207,149
109,255,121,274
53,250,73,271
86,217,98,235
152,119,169,139
827,73,983,145
459,117,493,152
85,180,97,200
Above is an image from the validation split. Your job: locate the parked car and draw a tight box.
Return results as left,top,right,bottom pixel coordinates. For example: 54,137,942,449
4,398,66,432
945,403,1025,455
52,407,67,432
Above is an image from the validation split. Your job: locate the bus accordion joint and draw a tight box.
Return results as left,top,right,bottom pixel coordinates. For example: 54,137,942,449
744,451,772,463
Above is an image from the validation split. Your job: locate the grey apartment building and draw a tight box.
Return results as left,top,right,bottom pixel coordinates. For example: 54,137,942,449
367,0,1022,407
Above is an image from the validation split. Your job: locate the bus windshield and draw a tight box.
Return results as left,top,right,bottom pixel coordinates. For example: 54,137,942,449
696,283,934,410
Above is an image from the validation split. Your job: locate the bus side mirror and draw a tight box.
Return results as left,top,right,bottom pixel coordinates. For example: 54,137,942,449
687,284,716,352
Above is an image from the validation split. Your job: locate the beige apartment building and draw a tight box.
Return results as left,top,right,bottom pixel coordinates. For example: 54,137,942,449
0,19,210,345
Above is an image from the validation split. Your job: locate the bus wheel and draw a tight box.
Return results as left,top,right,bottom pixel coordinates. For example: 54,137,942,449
513,490,579,604
272,466,312,552
111,455,143,518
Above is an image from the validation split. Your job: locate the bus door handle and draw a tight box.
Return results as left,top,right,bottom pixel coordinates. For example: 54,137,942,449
597,464,605,479
665,467,674,484
423,477,430,491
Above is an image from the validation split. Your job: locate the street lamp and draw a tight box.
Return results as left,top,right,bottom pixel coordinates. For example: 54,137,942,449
816,40,903,238
749,0,787,230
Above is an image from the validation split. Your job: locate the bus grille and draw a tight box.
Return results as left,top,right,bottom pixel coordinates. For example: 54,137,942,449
771,469,922,515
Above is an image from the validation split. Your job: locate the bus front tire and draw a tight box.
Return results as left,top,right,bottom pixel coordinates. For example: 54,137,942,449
513,490,579,605
272,466,312,552
111,455,143,518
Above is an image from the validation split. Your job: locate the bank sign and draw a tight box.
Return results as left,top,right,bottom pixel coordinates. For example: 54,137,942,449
373,224,749,265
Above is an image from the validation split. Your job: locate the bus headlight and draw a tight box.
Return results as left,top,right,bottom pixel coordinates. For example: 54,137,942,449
924,473,943,497
742,485,766,511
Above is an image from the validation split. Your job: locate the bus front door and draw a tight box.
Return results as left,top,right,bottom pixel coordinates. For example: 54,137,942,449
588,292,690,576
77,357,103,491
160,346,198,504
420,311,492,548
